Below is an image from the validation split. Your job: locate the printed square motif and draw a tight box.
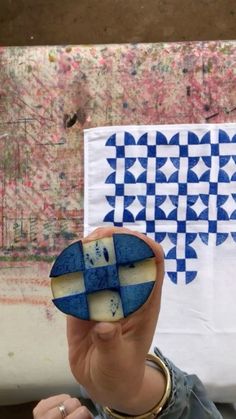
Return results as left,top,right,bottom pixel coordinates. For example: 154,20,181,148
84,125,236,285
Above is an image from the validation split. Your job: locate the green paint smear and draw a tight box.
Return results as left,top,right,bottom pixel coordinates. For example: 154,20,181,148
220,45,233,55
8,352,14,358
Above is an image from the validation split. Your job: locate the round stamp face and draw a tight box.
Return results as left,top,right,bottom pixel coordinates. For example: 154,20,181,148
50,233,156,321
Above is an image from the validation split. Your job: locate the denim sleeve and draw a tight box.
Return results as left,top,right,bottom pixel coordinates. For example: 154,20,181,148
81,347,223,419
154,347,223,419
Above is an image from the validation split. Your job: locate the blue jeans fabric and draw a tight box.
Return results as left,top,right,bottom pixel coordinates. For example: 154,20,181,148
154,347,222,419
84,346,223,418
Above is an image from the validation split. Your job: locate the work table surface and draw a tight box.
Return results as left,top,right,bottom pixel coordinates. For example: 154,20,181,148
0,42,236,404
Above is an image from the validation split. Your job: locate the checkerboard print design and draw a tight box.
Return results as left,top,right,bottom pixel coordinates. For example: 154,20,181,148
50,234,156,319
103,129,236,284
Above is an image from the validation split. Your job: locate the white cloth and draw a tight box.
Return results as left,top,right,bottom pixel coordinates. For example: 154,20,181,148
84,124,236,403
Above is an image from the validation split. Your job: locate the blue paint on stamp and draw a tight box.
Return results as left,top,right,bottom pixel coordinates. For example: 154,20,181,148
120,282,155,316
84,265,119,293
53,293,89,320
50,241,84,277
113,234,154,264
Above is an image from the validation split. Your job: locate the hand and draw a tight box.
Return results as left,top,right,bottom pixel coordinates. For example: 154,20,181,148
33,394,93,419
67,227,165,415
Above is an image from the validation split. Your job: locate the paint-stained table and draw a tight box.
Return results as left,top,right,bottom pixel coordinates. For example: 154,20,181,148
1,42,236,404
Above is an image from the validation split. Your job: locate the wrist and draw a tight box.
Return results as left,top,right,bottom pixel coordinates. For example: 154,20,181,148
105,355,170,417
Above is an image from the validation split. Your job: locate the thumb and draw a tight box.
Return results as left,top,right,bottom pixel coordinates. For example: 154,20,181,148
92,322,122,353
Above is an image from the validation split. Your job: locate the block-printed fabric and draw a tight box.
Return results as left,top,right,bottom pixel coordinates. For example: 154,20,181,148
84,125,236,285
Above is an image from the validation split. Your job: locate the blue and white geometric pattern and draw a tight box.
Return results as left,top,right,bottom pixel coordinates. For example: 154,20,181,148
85,124,236,284
50,233,156,320
98,126,236,285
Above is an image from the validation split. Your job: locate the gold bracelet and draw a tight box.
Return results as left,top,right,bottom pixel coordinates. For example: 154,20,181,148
103,353,171,419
